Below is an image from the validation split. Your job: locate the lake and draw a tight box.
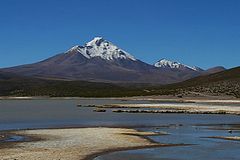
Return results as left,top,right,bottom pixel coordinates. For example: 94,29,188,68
0,99,239,160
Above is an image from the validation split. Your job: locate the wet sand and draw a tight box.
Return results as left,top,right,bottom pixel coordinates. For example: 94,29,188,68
207,136,240,141
0,127,171,160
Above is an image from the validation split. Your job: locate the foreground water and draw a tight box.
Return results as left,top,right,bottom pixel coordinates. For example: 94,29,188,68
0,99,240,159
95,125,240,160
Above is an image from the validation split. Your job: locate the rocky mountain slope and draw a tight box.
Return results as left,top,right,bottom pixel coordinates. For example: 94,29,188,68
1,37,225,84
163,67,240,97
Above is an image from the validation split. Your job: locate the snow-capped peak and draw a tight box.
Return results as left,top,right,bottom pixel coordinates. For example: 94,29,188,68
66,37,136,61
85,37,104,46
191,66,204,72
154,59,201,71
67,45,82,52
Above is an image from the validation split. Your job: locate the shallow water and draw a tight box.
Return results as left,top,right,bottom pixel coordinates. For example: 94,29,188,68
95,125,240,160
4,135,25,142
0,99,240,159
0,99,240,130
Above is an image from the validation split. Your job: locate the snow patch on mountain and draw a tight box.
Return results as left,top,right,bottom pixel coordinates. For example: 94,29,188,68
66,37,136,61
154,59,201,71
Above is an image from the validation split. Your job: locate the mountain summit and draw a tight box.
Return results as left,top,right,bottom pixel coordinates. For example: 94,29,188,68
67,37,136,61
154,59,203,71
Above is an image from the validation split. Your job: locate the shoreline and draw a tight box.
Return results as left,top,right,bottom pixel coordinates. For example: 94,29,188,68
0,127,183,160
0,95,239,101
97,102,240,115
203,136,240,142
83,143,185,160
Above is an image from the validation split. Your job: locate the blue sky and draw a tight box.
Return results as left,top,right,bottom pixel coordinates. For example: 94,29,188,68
0,0,239,69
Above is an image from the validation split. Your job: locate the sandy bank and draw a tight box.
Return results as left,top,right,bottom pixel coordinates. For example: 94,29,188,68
0,127,167,160
100,103,240,115
207,136,240,141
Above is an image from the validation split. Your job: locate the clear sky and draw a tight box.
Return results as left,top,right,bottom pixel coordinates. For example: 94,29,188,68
0,0,239,69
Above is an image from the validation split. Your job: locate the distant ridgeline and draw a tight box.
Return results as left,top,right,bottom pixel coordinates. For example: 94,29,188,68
0,67,239,98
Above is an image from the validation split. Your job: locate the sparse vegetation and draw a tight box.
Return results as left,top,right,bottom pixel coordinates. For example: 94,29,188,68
164,67,240,98
0,67,239,97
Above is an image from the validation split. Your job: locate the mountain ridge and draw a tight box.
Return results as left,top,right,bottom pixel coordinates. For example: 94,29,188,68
0,37,225,84
154,58,203,71
0,66,238,97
